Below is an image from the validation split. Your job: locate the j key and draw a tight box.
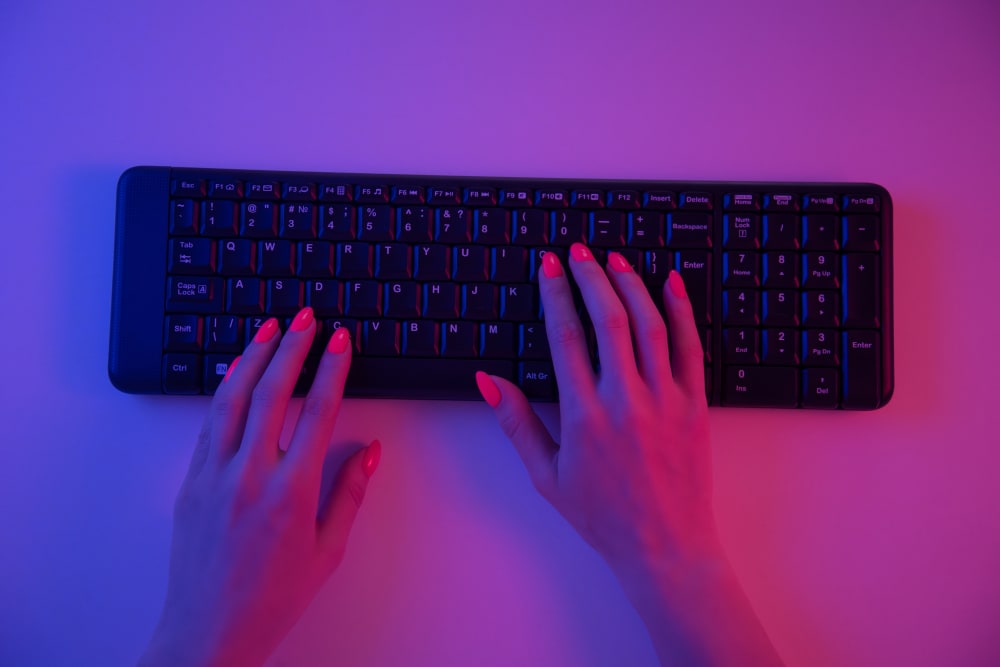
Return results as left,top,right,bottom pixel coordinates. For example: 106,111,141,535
842,330,882,409
802,291,839,327
675,251,711,324
376,243,413,280
722,366,798,407
492,246,528,282
802,368,839,408
723,252,760,287
628,212,665,247
281,203,317,239
763,252,799,287
668,213,712,247
171,200,197,234
402,321,439,357
762,214,800,249
476,209,512,245
307,280,343,317
266,279,303,315
842,253,880,327
462,283,499,320
551,210,587,246
242,202,278,238
336,242,373,279
258,240,295,276
205,315,242,352
802,253,839,289
163,354,202,394
519,361,557,399
512,209,547,245
842,215,880,251
359,205,394,241
442,321,477,357
227,278,263,314
724,328,760,364
519,323,550,359
164,315,202,352
762,290,800,326
589,211,626,246
802,215,839,250
204,354,238,394
480,322,515,358
166,277,222,314
723,215,760,249
363,320,400,356
500,284,536,321
202,200,238,236
298,241,335,277
802,329,839,366
414,244,450,281
643,191,677,210
169,238,214,275
319,205,355,241
723,289,759,326
762,328,799,365
396,206,432,242
219,239,255,275
679,192,713,210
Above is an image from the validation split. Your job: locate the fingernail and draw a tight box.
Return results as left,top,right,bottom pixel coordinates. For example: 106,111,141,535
223,355,241,383
254,318,279,343
667,270,688,299
608,251,632,273
327,326,351,353
475,371,502,408
290,307,314,332
570,243,593,262
541,251,564,278
362,440,382,478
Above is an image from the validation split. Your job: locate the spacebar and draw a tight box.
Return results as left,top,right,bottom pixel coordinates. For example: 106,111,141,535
343,358,516,400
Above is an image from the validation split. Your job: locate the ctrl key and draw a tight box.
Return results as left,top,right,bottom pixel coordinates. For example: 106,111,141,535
722,366,798,407
163,354,202,394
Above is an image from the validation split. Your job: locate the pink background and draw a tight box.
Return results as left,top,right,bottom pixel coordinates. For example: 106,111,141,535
2,0,999,665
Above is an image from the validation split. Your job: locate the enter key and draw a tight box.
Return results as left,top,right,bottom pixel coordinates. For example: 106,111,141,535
842,330,881,409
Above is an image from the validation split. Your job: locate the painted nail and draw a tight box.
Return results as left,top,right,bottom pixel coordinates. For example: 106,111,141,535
223,355,241,383
290,307,314,332
570,243,593,262
541,251,564,278
362,440,382,478
608,251,632,273
254,318,279,343
475,371,502,408
327,326,351,354
667,270,688,299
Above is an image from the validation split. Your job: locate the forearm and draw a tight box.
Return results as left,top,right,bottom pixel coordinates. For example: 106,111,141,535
613,552,784,667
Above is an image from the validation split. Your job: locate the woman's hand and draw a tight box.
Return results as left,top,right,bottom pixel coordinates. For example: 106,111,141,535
140,308,380,667
477,245,783,667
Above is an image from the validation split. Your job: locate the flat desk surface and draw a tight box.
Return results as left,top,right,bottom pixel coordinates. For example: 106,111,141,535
2,1,998,665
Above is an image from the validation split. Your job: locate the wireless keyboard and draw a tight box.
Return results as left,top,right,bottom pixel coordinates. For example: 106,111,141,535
109,167,894,409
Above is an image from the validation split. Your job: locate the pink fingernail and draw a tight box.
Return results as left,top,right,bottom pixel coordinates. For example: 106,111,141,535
223,355,241,383
254,318,279,343
327,327,350,354
667,270,688,299
290,307,314,332
570,243,593,262
475,371,502,408
362,440,381,478
608,251,632,273
541,251,564,278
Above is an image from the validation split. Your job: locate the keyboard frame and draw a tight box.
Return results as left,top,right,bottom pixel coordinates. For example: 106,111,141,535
109,166,894,409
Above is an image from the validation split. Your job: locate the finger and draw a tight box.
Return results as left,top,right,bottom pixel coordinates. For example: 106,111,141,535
317,440,380,570
663,271,706,397
567,243,638,382
284,326,353,488
537,250,596,401
605,252,673,393
476,372,558,497
238,308,317,469
208,319,284,464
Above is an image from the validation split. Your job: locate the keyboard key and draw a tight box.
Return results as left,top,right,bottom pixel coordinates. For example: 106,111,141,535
359,205,394,241
336,242,373,279
843,194,881,213
220,239,255,275
607,190,640,209
519,361,556,399
476,208,512,244
762,194,799,212
803,329,839,366
723,214,761,249
307,280,343,317
208,179,243,199
628,212,664,247
462,283,499,320
842,330,881,409
762,290,799,326
227,278,263,314
202,200,238,236
762,214,799,249
414,244,450,281
480,322,515,358
279,203,317,239
762,252,799,288
723,288,759,326
679,192,712,210
442,321,477,357
499,188,532,207
723,251,760,287
345,281,382,318
376,243,413,280
429,187,462,206
643,191,677,210
802,253,839,289
572,190,604,208
298,241,334,278
166,277,222,314
464,187,496,206
842,253,880,327
204,354,237,394
169,238,214,275
205,315,242,352
402,320,439,357
356,185,389,203
512,209,547,245
383,281,419,319
802,215,839,250
283,182,316,201
423,283,459,319
242,202,278,238
804,194,839,212
802,368,839,408
724,328,759,364
762,328,799,365
319,205,355,241
802,290,839,327
163,354,202,394
535,189,569,208
551,210,587,246
500,284,536,321
172,179,206,197
363,320,400,356
246,181,280,200
171,200,198,234
723,193,760,211
668,213,712,247
393,186,426,205
258,240,295,276
164,315,202,352
676,251,711,324
436,208,472,243
518,323,550,359
319,183,353,202
842,215,880,251
266,279,303,315
397,206,432,242
722,366,798,407
589,211,626,247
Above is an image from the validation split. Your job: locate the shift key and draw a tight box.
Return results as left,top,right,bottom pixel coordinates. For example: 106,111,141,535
842,330,881,409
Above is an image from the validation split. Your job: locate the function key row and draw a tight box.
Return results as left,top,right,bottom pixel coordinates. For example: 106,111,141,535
171,179,879,213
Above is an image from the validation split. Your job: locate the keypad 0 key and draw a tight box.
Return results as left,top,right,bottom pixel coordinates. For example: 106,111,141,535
722,366,799,407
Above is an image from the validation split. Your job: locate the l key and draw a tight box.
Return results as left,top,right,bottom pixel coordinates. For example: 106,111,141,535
842,253,879,327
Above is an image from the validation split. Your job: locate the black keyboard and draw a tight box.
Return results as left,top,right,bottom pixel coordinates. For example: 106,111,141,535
109,167,894,409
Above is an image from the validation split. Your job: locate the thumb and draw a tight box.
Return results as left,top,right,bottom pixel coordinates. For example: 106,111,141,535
475,372,558,499
317,440,380,567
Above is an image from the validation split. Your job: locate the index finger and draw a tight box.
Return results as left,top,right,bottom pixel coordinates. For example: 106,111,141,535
538,251,596,402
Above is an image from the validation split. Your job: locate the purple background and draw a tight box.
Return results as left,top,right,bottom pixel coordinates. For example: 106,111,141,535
2,0,999,665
